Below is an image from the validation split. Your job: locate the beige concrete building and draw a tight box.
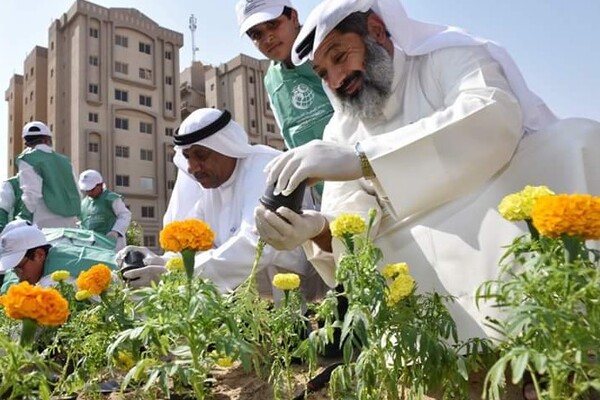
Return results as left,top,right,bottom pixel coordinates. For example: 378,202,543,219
4,75,24,175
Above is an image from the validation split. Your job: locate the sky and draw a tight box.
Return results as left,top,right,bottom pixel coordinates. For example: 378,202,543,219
1,0,599,180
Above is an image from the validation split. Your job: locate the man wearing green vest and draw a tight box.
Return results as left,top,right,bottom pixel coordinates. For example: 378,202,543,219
236,0,334,205
0,175,32,232
17,121,81,229
0,220,117,293
78,169,132,251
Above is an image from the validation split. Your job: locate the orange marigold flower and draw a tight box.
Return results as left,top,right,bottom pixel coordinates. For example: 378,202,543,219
0,281,69,326
76,264,112,295
159,219,215,252
532,194,600,240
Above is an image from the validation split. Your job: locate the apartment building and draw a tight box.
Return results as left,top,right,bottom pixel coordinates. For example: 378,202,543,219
4,75,24,175
4,0,183,248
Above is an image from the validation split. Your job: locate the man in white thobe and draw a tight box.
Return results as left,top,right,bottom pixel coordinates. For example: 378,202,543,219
255,0,600,341
122,108,326,302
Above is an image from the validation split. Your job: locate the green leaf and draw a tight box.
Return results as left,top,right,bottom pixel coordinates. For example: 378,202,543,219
511,351,529,384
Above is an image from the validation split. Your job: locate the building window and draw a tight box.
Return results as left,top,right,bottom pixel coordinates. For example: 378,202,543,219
266,101,272,111
139,122,153,134
141,205,155,218
115,89,128,102
115,145,130,158
249,76,254,84
143,234,156,247
167,179,175,190
165,51,172,60
138,42,151,55
116,175,130,187
165,76,173,85
88,84,99,94
250,98,255,106
89,55,99,66
165,101,173,111
115,61,128,74
89,28,99,38
88,112,98,123
50,96,54,105
115,118,129,130
210,83,214,91
165,127,174,137
140,177,155,191
50,69,54,78
139,68,152,80
139,95,152,107
115,34,128,47
267,123,275,133
251,120,256,128
88,142,99,153
140,149,153,161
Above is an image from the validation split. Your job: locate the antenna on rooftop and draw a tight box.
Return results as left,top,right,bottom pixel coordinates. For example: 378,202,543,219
189,14,199,62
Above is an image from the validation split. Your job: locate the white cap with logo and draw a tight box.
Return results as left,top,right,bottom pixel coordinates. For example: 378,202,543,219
78,169,104,191
0,221,48,273
22,121,52,139
236,0,293,36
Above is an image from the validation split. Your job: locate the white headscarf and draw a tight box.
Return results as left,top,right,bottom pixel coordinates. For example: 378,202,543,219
292,0,557,132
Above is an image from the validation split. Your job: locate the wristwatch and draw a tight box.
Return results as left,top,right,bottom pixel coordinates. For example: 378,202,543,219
354,141,376,179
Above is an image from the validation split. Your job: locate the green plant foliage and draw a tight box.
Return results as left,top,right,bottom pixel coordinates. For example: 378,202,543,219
126,220,143,246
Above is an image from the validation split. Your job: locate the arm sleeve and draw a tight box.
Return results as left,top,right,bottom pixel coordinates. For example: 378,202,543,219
18,160,44,215
361,47,523,221
0,181,15,213
111,197,132,236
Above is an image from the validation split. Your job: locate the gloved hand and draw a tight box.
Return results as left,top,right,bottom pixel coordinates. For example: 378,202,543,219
121,265,167,288
115,245,167,269
107,231,120,240
265,140,361,197
254,206,327,251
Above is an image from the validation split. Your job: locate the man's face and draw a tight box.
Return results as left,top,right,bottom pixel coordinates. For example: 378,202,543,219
183,144,237,189
13,249,45,284
313,30,394,119
85,184,103,199
246,11,299,63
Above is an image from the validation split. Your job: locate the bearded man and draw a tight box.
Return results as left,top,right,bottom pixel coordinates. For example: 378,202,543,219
254,0,600,341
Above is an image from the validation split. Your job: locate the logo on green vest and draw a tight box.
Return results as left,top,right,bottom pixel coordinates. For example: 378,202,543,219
291,83,315,110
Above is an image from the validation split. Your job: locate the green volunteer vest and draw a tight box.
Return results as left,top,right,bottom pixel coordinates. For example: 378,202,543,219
0,243,116,294
264,61,333,198
80,190,121,235
19,150,81,217
7,176,32,222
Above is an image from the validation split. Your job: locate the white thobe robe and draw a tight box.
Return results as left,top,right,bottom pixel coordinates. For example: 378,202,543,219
190,150,326,303
304,44,600,341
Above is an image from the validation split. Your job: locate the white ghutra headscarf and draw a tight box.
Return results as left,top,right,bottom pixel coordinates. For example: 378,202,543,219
292,0,557,132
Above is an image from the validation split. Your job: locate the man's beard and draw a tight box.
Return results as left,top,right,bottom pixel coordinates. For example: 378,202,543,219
336,36,394,120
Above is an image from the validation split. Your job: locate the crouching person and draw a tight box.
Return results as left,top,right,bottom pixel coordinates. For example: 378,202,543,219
118,108,327,303
0,220,117,293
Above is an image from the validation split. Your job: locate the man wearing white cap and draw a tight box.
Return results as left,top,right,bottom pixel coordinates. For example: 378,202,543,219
255,0,600,341
0,220,117,293
78,169,132,251
17,121,81,229
120,108,326,302
0,175,32,232
236,0,333,203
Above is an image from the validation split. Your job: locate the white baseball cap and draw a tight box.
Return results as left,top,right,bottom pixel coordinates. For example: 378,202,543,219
0,221,48,273
236,0,293,36
78,169,104,191
22,121,52,139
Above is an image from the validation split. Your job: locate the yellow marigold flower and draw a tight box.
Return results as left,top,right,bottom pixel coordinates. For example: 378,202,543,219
115,350,136,370
330,214,366,238
532,194,600,240
51,270,70,282
0,282,69,326
498,185,555,221
76,264,112,295
75,290,93,301
381,263,409,280
165,257,184,272
387,274,415,306
160,219,215,252
272,273,300,291
216,356,234,368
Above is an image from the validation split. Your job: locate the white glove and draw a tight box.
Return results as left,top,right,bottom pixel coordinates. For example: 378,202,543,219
265,140,361,197
121,265,167,288
115,245,166,269
107,231,119,240
254,206,327,251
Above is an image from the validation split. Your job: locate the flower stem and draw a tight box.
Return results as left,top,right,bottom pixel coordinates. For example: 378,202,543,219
20,318,37,348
